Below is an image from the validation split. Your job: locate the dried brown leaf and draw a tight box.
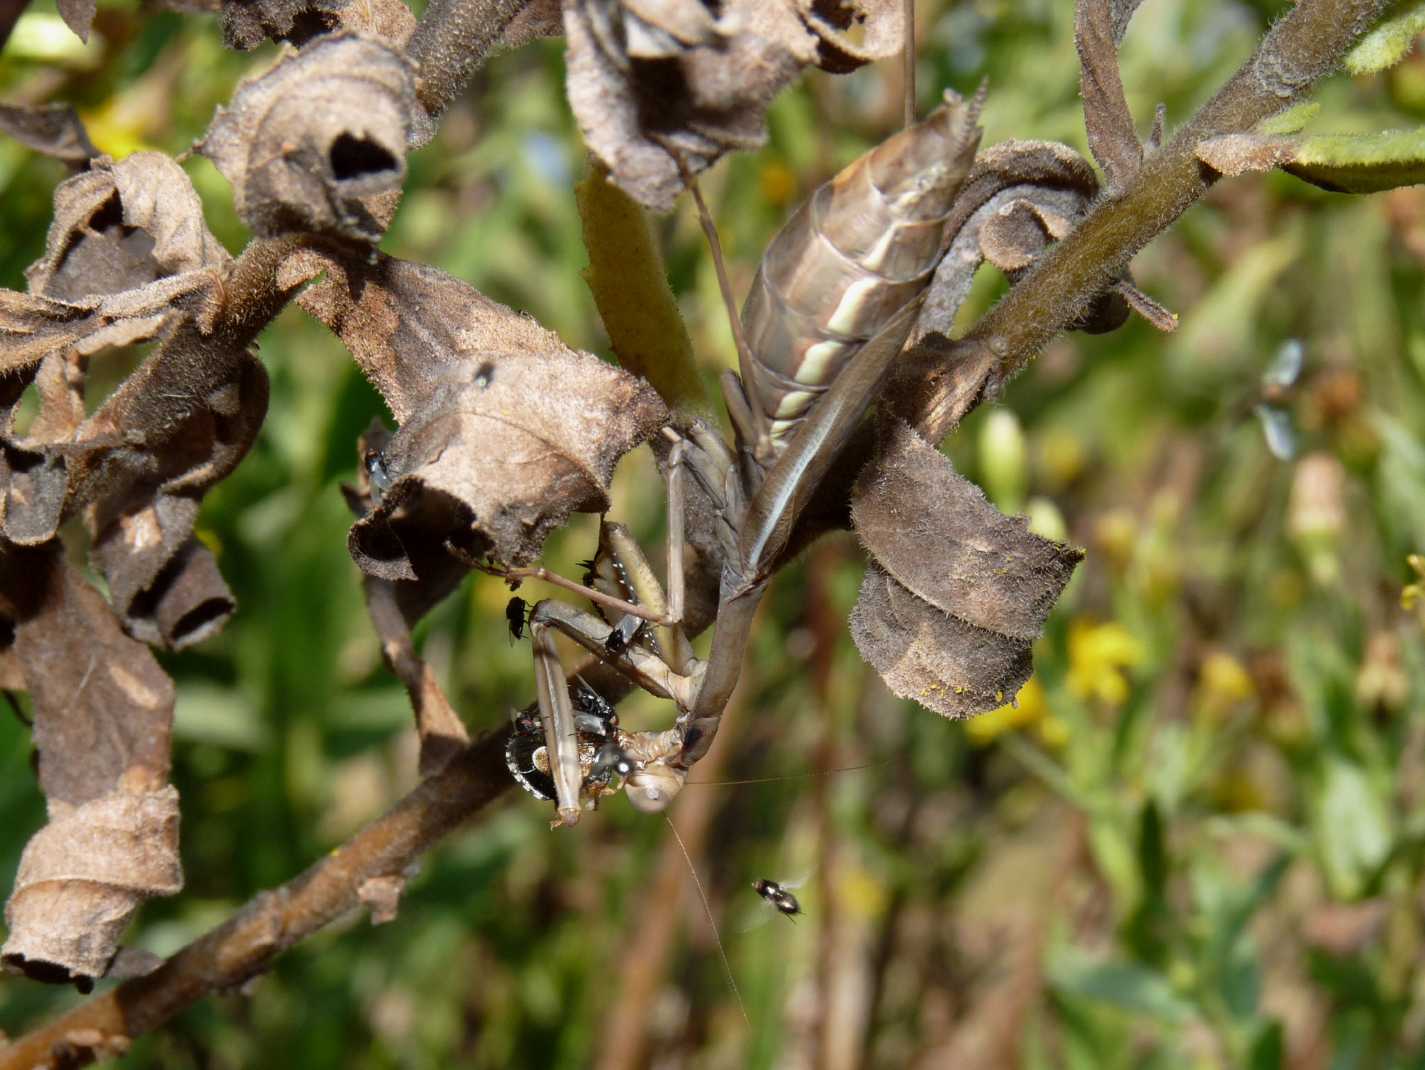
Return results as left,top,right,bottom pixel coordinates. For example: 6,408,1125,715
5,549,174,800
2,782,181,987
1076,0,1142,189
198,34,416,241
566,0,900,211
27,153,230,301
913,141,1102,344
294,250,667,574
791,0,904,73
0,549,180,987
56,0,95,41
75,347,267,646
0,102,98,167
221,0,415,49
852,421,1081,642
849,562,1033,718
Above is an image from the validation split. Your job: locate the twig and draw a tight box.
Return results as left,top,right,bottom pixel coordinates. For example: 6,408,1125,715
0,732,512,1070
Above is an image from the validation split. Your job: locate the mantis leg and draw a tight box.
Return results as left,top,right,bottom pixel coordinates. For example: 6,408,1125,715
530,616,585,829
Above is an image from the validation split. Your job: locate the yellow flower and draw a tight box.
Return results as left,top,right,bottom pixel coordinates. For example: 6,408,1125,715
1403,553,1425,618
967,676,1047,745
1066,619,1145,708
1194,649,1256,721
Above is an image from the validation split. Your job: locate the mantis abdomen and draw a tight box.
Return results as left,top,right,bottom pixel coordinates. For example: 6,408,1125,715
735,91,983,449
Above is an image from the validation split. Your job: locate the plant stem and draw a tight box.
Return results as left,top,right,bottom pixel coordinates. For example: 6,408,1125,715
408,0,530,123
0,732,512,1070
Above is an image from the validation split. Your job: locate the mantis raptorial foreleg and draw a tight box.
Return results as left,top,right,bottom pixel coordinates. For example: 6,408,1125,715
530,616,587,829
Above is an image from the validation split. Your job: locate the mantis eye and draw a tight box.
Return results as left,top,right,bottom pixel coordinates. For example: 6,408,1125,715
624,765,686,812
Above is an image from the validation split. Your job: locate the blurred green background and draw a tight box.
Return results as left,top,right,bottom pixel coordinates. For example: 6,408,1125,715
4,0,1425,1066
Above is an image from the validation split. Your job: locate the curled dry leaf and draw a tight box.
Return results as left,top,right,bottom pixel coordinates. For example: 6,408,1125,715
1,547,181,988
565,0,904,211
292,249,667,577
0,102,99,168
850,562,1034,718
28,152,230,301
199,34,416,241
0,151,252,647
3,784,182,989
222,0,414,50
73,344,267,648
849,422,1081,716
912,140,1102,344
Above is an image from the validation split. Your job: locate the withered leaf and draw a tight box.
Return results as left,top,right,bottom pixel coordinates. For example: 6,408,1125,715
74,346,268,646
913,140,1102,344
198,34,416,242
293,249,666,574
27,152,230,301
0,102,99,168
852,422,1081,642
1,548,180,987
222,0,416,49
3,781,182,988
850,562,1032,719
56,0,96,41
792,0,904,74
565,0,903,212
0,274,216,377
1076,0,1142,190
848,423,1080,717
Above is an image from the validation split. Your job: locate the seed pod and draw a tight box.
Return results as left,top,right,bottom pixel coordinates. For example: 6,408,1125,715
734,89,984,453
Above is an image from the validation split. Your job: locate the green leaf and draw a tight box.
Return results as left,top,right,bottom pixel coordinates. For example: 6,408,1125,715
1247,1020,1285,1070
1287,129,1425,192
1315,757,1392,898
1345,3,1425,75
1049,946,1196,1023
1198,129,1425,194
1258,102,1320,136
575,161,708,415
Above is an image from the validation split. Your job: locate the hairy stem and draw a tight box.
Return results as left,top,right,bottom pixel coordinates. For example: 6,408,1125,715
899,0,1392,443
0,732,512,1070
408,0,530,123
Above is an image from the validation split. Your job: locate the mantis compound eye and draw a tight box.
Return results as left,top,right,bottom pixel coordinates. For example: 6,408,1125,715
624,764,686,812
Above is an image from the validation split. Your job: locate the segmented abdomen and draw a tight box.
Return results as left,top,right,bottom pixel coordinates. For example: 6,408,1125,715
738,92,982,445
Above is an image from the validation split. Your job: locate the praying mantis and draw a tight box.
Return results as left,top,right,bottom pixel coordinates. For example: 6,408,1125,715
498,82,986,829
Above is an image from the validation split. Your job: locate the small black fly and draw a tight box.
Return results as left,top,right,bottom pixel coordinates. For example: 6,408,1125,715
505,596,528,642
604,614,642,657
753,879,802,920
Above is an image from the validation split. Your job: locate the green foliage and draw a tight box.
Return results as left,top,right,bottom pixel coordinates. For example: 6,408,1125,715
2,0,1425,1066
